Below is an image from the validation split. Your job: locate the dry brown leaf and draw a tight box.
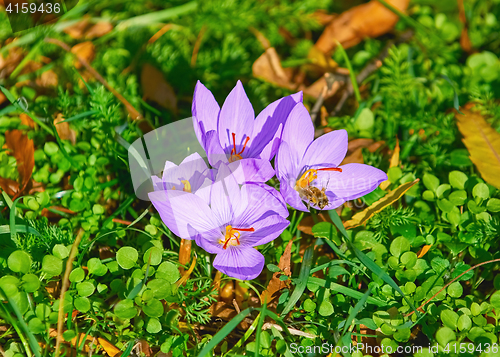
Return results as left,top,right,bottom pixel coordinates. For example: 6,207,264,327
380,138,399,190
141,63,177,112
210,301,238,320
341,139,385,165
261,238,293,305
253,47,296,90
315,0,411,54
54,113,77,145
64,17,113,39
20,113,35,128
4,129,35,197
36,69,59,87
456,108,500,188
417,245,432,258
85,21,113,39
98,337,121,357
71,41,95,69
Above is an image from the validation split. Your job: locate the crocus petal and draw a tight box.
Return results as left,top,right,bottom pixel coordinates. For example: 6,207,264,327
213,247,265,280
148,190,218,239
210,165,240,226
194,228,224,255
248,182,288,216
218,81,255,156
300,129,348,170
240,215,290,247
205,130,228,167
192,81,220,149
276,141,300,183
319,163,388,201
280,103,314,161
225,158,275,184
280,178,309,212
162,152,208,188
248,92,303,160
233,183,289,227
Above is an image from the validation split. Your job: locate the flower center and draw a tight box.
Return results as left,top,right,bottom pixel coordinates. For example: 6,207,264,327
295,167,342,190
171,180,191,192
219,225,255,249
229,132,250,163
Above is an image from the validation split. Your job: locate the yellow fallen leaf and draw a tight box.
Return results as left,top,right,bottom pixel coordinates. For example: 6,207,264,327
455,108,500,188
380,138,400,190
417,245,432,258
344,179,419,229
98,337,121,357
175,254,197,288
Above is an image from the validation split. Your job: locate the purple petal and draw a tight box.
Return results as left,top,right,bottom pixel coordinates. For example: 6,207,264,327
300,129,348,170
194,229,224,255
162,152,209,190
280,103,314,162
319,163,388,201
240,215,289,247
248,92,303,160
248,182,288,217
210,164,240,226
233,183,289,228
192,81,220,149
276,141,300,183
205,130,229,167
218,81,255,157
280,178,309,212
149,190,218,239
213,247,265,280
225,158,275,184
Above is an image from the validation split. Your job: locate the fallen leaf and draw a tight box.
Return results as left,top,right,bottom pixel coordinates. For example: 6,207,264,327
141,63,177,112
3,129,35,197
64,17,113,39
341,139,385,165
98,337,121,357
253,47,296,90
54,113,77,144
417,245,432,258
380,138,400,190
457,0,472,53
36,69,59,87
344,179,419,229
456,108,500,188
71,41,95,69
178,239,192,274
261,238,293,305
85,21,113,39
314,0,411,55
210,301,237,320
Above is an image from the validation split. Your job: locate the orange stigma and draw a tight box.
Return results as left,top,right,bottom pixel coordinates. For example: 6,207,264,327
229,133,250,163
220,225,255,249
295,167,342,189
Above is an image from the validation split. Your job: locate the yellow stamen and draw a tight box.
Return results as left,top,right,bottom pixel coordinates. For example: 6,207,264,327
181,180,192,193
219,225,255,249
295,167,342,190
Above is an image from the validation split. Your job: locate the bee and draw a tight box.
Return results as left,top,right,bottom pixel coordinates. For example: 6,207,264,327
298,184,330,209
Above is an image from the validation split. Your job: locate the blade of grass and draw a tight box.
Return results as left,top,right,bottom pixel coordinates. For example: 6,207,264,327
335,41,361,104
0,224,41,236
280,245,314,316
342,287,372,336
120,341,135,357
116,2,198,30
197,307,255,357
9,197,23,244
57,110,99,123
0,298,35,357
224,312,261,356
308,277,386,307
1,289,41,357
0,86,53,135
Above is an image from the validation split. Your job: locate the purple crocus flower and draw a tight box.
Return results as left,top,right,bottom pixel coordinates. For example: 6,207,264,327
276,103,388,212
149,165,289,280
192,80,302,183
